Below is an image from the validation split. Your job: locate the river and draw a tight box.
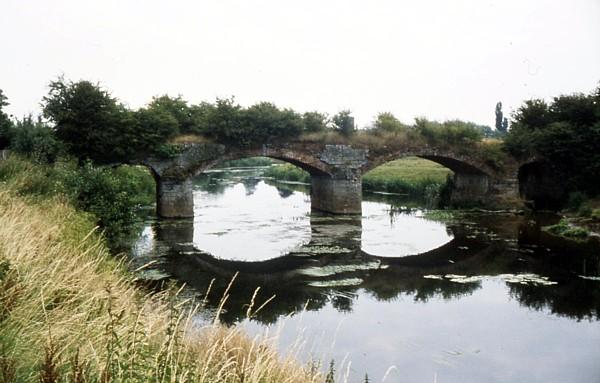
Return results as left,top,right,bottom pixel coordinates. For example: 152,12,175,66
130,165,600,383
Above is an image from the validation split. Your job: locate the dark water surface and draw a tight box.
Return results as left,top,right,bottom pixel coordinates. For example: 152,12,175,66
131,166,600,383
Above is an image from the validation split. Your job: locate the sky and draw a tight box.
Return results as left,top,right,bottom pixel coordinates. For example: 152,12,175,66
1,0,599,128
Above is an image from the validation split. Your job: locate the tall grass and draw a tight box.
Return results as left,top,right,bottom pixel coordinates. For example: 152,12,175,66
0,188,321,382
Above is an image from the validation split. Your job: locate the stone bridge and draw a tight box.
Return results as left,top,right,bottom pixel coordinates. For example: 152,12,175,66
141,141,523,217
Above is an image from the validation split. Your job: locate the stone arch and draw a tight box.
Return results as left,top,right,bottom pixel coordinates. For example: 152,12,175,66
362,149,497,206
362,149,495,176
187,147,333,178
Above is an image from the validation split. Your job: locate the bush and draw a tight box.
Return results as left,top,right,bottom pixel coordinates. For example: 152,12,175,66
0,156,155,249
10,115,64,163
545,219,589,239
414,118,484,146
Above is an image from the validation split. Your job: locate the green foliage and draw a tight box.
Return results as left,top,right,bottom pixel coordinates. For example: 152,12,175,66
10,115,64,163
505,88,600,196
0,156,155,249
264,163,311,183
414,118,484,145
373,112,408,132
495,101,507,134
147,95,191,134
0,89,13,149
545,219,589,239
479,141,505,169
134,106,179,154
189,102,215,134
202,98,306,146
243,102,303,143
331,110,355,137
591,209,600,221
203,97,246,145
302,111,328,133
42,78,138,163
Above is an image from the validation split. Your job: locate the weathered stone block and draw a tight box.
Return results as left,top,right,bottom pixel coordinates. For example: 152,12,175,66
311,175,362,214
156,178,194,218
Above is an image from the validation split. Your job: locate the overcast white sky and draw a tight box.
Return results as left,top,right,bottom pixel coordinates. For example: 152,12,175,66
1,0,599,127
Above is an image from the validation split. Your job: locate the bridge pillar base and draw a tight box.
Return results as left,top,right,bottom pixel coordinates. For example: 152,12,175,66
450,173,490,206
156,178,194,218
311,176,362,214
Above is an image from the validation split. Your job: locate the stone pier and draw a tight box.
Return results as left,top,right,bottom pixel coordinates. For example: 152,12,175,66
449,173,490,206
311,175,362,214
156,177,194,218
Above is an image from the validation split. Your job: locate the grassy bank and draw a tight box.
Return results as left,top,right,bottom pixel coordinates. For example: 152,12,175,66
0,162,320,382
362,157,452,196
0,156,155,250
265,157,453,198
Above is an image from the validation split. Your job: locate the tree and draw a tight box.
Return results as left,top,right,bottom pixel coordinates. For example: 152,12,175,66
42,79,137,163
134,107,179,152
373,112,407,132
11,115,64,162
204,97,245,145
495,102,506,134
302,111,328,133
502,117,509,132
505,89,600,196
243,102,303,143
189,102,215,135
0,89,13,149
332,110,355,137
147,95,192,134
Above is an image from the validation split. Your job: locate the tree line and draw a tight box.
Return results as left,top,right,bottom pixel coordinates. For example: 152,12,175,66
0,78,505,164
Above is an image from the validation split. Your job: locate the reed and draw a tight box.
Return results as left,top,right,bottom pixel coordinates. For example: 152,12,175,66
0,188,322,382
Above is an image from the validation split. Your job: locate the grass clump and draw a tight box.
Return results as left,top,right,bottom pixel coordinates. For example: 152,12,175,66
0,190,321,382
544,219,590,239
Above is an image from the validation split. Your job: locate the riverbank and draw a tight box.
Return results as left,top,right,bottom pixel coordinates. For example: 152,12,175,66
542,198,600,245
0,169,320,382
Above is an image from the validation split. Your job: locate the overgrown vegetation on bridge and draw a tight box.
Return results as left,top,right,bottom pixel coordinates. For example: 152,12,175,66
0,78,500,164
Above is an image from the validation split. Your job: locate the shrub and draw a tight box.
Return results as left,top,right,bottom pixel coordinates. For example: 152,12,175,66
0,156,154,249
414,118,483,146
10,115,64,163
545,219,589,239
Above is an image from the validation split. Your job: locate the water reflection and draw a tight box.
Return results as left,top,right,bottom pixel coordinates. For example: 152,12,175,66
133,206,600,325
131,166,600,382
